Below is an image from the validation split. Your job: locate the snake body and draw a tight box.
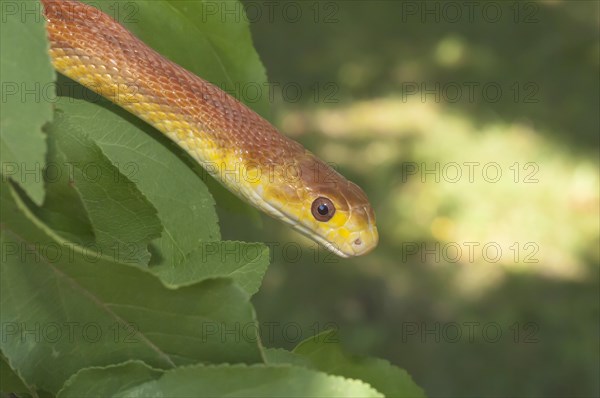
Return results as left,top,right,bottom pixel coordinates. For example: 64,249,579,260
41,0,378,257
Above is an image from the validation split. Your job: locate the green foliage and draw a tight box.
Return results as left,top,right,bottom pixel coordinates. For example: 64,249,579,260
0,0,424,397
58,362,383,398
46,110,163,266
1,178,264,393
266,331,425,398
293,331,426,398
0,354,32,396
0,0,53,205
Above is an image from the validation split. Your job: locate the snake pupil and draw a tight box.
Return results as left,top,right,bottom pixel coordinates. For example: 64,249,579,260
311,197,335,222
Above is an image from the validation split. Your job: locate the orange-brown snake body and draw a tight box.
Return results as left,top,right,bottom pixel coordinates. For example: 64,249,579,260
41,0,378,257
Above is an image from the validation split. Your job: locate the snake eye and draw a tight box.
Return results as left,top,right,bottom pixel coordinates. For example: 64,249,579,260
311,197,335,222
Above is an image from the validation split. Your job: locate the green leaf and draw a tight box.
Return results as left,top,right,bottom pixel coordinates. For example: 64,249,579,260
0,179,263,395
0,353,32,395
51,98,268,292
59,363,383,398
263,348,314,368
152,241,270,295
0,0,52,205
32,125,96,246
292,331,426,398
45,108,163,266
80,0,270,119
265,335,424,398
58,361,162,398
51,98,221,268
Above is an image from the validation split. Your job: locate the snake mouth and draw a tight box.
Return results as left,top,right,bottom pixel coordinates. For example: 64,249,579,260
290,223,351,258
291,221,378,258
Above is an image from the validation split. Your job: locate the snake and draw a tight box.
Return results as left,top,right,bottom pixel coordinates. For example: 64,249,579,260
41,0,378,257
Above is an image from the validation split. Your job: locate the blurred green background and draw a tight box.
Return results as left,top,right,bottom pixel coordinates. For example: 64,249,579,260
217,1,599,397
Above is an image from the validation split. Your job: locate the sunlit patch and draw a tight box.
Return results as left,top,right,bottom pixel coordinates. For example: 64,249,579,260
277,95,598,287
430,217,455,242
434,35,466,67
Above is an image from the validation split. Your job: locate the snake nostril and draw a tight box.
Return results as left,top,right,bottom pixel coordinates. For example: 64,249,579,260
353,238,362,246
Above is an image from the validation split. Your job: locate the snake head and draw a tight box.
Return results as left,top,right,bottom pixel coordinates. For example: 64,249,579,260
260,153,379,258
